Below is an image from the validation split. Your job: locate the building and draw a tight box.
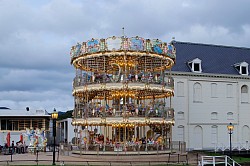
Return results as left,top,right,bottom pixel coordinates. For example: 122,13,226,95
0,107,51,146
171,41,250,150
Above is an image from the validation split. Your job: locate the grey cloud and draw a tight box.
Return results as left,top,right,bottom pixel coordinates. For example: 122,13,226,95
0,68,74,91
1,0,250,112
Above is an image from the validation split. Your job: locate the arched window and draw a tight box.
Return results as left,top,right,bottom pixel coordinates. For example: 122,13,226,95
177,125,185,142
211,83,217,98
242,125,250,144
226,84,233,98
211,112,218,120
177,82,184,97
241,85,249,103
194,83,202,102
194,126,203,149
177,111,184,120
227,112,233,120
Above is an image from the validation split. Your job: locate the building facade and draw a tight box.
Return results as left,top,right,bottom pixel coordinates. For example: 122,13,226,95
0,107,51,146
171,41,250,150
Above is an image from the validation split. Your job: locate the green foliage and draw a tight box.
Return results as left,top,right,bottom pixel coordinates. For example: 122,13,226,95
58,110,73,120
233,156,250,163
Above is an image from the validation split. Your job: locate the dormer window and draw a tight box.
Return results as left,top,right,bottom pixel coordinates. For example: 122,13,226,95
188,58,202,73
234,62,249,75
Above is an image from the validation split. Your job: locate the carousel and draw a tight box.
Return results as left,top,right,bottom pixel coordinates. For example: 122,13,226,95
70,36,176,152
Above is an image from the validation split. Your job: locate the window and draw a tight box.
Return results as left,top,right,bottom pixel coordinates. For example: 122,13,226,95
177,82,184,97
227,112,233,120
194,63,200,71
234,62,249,75
1,120,6,130
242,125,250,144
226,84,233,98
211,112,218,120
177,111,184,120
211,83,217,98
211,126,218,144
177,125,185,141
194,82,202,102
188,58,202,73
241,85,249,103
242,66,247,75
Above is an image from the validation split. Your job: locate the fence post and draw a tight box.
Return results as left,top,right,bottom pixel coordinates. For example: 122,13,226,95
197,153,199,166
57,145,60,162
10,151,13,162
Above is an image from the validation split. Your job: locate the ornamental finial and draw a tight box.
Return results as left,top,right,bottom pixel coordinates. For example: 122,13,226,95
122,27,125,37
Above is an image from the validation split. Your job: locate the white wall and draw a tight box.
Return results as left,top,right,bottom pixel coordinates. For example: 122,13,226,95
172,73,250,150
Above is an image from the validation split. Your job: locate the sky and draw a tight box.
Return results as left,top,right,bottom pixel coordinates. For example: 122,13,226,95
0,0,250,112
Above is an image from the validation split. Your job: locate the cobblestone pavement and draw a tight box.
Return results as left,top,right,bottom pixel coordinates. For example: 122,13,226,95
0,151,200,165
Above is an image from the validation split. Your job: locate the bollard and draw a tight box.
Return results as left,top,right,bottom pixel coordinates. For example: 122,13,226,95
157,144,159,156
96,145,99,156
36,149,39,163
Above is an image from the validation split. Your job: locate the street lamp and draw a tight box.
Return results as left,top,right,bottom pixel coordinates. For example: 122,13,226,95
227,122,234,158
51,108,58,165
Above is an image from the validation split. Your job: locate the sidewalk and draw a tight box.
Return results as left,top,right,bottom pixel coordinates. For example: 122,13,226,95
0,151,199,165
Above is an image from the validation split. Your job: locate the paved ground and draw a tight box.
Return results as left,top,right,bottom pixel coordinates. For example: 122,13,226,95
0,151,200,165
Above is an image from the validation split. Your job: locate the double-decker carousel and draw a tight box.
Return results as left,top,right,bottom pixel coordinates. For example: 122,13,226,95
70,36,176,152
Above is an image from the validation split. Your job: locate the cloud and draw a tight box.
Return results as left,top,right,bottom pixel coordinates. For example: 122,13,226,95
0,90,73,111
0,0,250,112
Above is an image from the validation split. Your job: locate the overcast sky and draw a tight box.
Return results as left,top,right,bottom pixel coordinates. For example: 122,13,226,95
0,0,250,112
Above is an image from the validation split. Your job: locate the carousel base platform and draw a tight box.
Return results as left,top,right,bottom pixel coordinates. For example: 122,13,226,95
72,150,174,156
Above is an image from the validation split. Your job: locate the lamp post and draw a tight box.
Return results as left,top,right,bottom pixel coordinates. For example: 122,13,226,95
227,122,234,158
51,108,58,165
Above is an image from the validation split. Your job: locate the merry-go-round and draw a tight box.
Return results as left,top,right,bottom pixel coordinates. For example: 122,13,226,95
70,35,176,152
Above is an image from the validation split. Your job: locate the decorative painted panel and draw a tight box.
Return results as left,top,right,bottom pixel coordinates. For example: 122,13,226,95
70,36,176,60
151,39,163,54
87,39,99,53
130,36,144,51
106,36,122,51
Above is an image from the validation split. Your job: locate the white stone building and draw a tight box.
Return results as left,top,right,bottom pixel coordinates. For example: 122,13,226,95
171,41,250,150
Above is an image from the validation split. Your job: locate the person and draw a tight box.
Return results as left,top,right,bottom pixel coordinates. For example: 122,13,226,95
23,141,27,153
11,141,15,154
16,142,20,154
4,143,8,154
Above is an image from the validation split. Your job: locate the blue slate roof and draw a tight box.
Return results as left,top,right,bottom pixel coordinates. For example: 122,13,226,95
172,41,250,75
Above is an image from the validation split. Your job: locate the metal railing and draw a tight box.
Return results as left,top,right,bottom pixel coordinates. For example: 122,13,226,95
73,75,174,88
200,156,241,166
0,144,189,166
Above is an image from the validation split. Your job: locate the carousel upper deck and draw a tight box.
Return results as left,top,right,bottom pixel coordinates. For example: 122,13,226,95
70,36,175,128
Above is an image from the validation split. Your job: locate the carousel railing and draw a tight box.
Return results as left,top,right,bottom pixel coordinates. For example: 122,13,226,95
64,140,185,153
86,107,174,119
73,75,174,88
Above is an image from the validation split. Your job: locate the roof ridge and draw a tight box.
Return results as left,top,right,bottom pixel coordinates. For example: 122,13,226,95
173,40,250,51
